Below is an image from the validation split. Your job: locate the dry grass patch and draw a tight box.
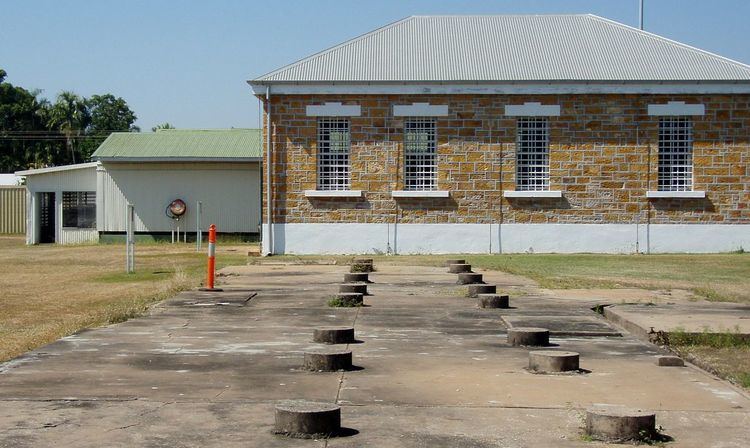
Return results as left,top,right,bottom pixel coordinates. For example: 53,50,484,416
0,235,248,362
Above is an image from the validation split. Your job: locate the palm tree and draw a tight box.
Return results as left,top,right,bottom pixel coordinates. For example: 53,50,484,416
47,91,90,163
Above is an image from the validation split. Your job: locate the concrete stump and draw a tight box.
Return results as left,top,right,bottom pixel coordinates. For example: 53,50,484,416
303,348,353,371
585,407,657,442
466,284,496,297
274,400,341,438
477,294,509,308
528,350,580,373
343,272,369,283
457,272,484,285
313,327,355,344
350,263,373,273
448,263,472,273
507,327,549,346
656,355,684,367
444,259,466,267
332,293,363,307
339,283,367,295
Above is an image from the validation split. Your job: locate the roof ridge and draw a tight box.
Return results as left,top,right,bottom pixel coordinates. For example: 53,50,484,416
587,14,750,73
251,16,416,82
409,14,590,17
154,128,259,132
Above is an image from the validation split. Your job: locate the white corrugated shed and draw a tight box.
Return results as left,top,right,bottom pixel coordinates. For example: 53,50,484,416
16,163,98,245
98,162,260,234
252,15,750,83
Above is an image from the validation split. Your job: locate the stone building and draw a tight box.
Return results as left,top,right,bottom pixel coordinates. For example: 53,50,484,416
248,15,750,254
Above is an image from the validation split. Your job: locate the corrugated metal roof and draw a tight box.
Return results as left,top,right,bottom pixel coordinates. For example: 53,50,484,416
253,15,750,82
16,162,98,176
92,129,262,161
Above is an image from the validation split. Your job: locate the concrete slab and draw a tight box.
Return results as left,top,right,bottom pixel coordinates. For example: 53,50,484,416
605,302,750,335
501,315,621,336
0,262,748,447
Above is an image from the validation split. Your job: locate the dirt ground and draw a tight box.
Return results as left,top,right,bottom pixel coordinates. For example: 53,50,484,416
0,263,748,447
0,235,248,361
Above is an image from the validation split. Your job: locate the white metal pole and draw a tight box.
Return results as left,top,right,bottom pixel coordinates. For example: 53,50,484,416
126,203,135,273
265,86,273,255
639,0,644,30
196,201,202,252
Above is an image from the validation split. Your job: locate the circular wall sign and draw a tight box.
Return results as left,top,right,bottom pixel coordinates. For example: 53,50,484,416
166,199,187,219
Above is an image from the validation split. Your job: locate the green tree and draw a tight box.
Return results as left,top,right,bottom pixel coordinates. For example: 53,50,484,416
79,94,139,159
0,71,60,171
0,70,140,171
151,122,175,132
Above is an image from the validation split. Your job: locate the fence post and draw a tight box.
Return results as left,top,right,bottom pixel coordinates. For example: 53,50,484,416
126,203,135,273
196,201,202,252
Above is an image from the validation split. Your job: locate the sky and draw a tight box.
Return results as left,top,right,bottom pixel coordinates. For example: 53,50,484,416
2,0,749,131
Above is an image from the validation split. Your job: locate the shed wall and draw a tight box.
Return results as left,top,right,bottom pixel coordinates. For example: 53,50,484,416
99,162,261,234
0,186,26,234
24,167,98,244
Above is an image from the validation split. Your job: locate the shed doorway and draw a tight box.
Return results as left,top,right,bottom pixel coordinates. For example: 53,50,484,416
38,192,55,243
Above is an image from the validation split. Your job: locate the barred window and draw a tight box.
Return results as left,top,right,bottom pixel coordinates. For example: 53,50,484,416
317,118,351,190
62,191,96,229
658,117,693,191
516,118,550,191
404,118,437,190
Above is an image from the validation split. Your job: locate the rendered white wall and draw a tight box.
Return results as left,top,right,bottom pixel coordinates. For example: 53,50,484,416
263,223,750,255
100,162,261,234
648,224,749,253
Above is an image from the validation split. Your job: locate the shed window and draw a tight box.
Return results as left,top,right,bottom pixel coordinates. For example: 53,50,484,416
62,191,96,229
317,118,351,190
658,117,693,191
516,118,550,191
404,118,437,190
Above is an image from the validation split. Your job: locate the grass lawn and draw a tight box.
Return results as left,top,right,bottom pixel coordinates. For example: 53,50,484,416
264,252,750,303
0,235,248,362
665,330,750,389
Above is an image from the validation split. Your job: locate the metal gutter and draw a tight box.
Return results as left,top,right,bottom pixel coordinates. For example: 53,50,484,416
95,157,262,163
265,86,273,255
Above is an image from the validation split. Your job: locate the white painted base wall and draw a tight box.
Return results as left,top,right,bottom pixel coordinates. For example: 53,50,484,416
262,223,750,255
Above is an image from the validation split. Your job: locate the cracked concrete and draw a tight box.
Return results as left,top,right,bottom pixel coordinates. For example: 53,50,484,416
0,264,748,447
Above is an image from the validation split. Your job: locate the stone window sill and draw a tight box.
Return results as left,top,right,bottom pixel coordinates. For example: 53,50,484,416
646,190,706,199
304,190,363,198
503,190,562,198
391,190,450,198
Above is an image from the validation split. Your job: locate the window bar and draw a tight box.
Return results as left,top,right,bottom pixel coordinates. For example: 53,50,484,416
404,117,437,191
516,117,550,191
658,117,693,192
317,118,351,190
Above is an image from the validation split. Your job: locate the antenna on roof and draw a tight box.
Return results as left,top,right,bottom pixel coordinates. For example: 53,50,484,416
639,0,644,30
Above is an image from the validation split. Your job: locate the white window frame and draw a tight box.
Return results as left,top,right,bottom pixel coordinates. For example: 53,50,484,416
402,117,438,191
656,116,694,192
316,118,352,191
514,117,551,192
